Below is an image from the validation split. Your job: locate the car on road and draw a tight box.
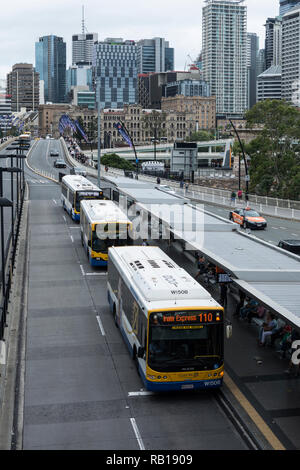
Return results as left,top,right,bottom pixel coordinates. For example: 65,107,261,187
229,207,267,230
54,159,67,169
278,240,300,255
156,184,176,194
50,151,59,157
70,167,87,177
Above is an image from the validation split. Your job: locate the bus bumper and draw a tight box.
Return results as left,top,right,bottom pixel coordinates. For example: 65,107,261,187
141,375,223,392
90,257,107,267
72,211,80,222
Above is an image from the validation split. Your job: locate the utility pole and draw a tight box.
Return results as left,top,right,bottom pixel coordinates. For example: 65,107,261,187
97,79,101,188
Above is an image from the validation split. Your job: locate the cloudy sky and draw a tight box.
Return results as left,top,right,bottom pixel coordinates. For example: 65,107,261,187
0,0,278,78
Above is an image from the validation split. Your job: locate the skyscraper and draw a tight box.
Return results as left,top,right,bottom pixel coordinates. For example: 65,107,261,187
137,38,174,74
202,0,247,115
280,0,300,16
72,7,98,66
35,35,66,103
93,38,137,109
0,79,12,135
6,63,40,112
281,6,300,103
247,33,259,108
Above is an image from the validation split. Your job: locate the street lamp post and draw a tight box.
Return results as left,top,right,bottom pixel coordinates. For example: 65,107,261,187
97,79,101,189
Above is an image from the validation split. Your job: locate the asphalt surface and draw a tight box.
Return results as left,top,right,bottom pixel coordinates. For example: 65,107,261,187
13,138,299,450
20,140,250,450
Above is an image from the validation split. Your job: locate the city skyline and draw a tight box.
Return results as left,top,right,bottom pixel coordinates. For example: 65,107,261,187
0,0,278,79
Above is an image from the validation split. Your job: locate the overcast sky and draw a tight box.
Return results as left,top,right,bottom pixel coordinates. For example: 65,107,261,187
0,0,279,79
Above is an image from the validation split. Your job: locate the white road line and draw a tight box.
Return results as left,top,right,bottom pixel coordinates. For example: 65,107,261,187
70,235,74,243
96,315,106,336
280,227,287,230
62,215,66,222
85,272,107,276
271,227,279,230
130,418,145,450
128,391,154,397
79,264,85,276
291,234,299,237
53,199,57,205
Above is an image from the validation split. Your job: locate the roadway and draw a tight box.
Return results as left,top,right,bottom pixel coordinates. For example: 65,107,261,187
21,139,249,450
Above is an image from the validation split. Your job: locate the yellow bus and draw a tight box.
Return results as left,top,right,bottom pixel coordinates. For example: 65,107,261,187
80,200,133,267
108,245,226,392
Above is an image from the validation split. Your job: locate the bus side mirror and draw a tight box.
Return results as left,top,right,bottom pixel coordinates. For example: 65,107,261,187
226,324,232,339
137,347,145,358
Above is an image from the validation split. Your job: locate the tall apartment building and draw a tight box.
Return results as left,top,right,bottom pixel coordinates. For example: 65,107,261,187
0,79,12,134
202,0,247,115
265,18,276,70
72,33,98,65
280,0,300,15
137,38,174,74
35,35,66,103
281,6,300,103
93,38,137,109
6,64,39,112
247,33,259,108
256,49,266,77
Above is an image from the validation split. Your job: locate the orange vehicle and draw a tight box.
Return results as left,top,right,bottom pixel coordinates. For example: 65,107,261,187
229,207,267,230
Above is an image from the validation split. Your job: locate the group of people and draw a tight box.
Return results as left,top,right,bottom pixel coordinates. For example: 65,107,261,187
236,292,300,376
65,137,89,165
194,253,300,376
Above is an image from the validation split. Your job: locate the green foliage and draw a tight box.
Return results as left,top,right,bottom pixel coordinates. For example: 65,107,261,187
245,100,300,200
101,153,134,171
187,130,214,142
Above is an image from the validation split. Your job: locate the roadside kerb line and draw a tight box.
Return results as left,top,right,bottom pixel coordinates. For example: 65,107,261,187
130,418,145,450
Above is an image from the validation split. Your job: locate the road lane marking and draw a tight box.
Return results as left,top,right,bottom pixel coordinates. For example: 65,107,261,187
130,418,145,451
62,215,66,222
291,233,299,237
96,315,106,336
70,235,74,243
52,199,57,205
128,391,154,397
224,373,285,450
79,265,85,276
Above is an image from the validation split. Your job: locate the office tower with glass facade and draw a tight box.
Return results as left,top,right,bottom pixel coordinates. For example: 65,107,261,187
93,38,137,109
202,0,247,115
280,0,300,15
6,63,40,112
137,38,174,74
35,35,66,103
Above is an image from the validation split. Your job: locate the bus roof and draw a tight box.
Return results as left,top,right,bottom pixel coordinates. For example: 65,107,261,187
109,246,219,307
62,175,101,192
81,200,131,225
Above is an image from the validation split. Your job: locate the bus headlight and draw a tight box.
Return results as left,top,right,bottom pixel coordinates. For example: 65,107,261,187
219,371,224,377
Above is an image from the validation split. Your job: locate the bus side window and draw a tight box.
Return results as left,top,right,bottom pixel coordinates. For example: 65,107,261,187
113,190,119,203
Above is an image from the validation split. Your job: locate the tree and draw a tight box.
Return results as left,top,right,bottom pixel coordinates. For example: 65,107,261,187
101,153,134,171
245,100,300,199
187,130,214,142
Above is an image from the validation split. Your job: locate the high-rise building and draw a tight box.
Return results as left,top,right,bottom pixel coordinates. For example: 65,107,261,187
93,38,137,109
137,38,174,74
265,18,276,70
35,35,66,103
0,79,12,135
256,49,266,77
280,0,300,16
247,33,259,108
202,0,247,115
257,65,282,101
72,33,98,66
273,17,282,66
164,79,211,99
281,6,300,103
66,65,93,95
6,63,40,112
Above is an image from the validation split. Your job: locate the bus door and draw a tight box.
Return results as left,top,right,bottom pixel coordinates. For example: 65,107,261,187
116,277,122,327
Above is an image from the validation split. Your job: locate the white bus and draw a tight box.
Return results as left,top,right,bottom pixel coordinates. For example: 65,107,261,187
107,245,225,392
61,175,103,222
80,200,133,267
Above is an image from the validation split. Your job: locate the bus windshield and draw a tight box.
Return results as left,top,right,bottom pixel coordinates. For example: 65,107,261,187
148,311,223,372
91,223,131,253
75,191,102,212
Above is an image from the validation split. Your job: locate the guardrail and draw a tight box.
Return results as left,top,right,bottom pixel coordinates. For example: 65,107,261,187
60,138,300,220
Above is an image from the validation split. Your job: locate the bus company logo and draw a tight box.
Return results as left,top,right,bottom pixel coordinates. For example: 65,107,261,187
291,340,300,366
